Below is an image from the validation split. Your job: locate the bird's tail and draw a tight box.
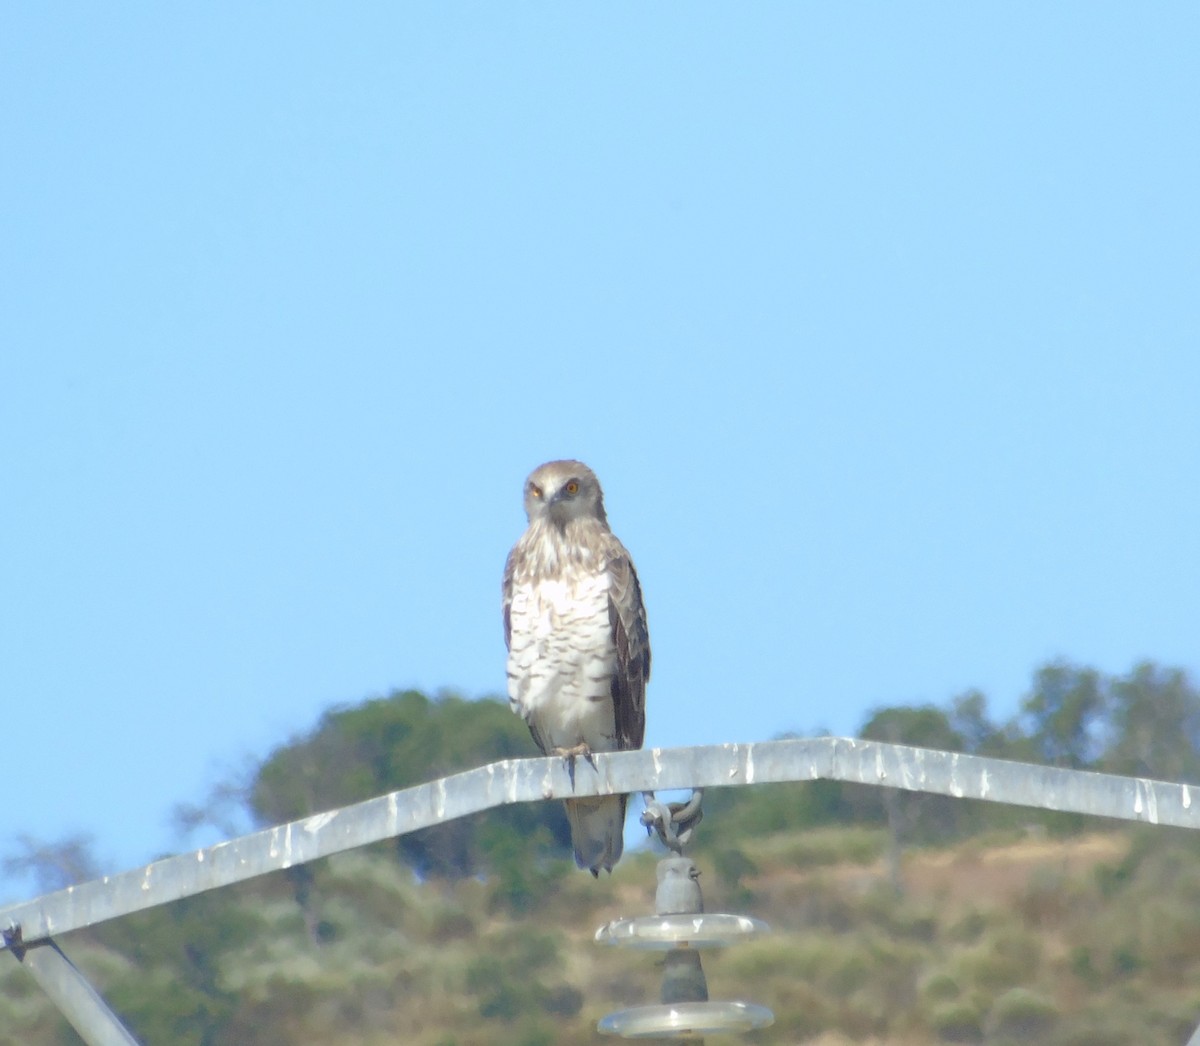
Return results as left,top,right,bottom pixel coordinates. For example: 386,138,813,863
564,794,628,876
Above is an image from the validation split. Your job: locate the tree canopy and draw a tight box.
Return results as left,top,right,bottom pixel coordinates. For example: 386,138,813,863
249,689,571,880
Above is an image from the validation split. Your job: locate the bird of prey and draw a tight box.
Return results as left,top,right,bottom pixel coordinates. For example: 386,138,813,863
502,460,650,874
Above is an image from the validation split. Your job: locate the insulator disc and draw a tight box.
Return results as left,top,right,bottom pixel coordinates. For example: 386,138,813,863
598,1001,775,1038
595,913,770,950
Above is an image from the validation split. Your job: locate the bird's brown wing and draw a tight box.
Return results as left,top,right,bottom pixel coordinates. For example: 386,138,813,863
606,548,650,750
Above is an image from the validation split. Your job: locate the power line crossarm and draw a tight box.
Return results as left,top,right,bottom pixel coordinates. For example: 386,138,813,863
3,737,1196,949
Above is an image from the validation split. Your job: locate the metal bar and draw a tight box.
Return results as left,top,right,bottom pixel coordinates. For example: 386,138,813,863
5,936,139,1045
4,737,1199,949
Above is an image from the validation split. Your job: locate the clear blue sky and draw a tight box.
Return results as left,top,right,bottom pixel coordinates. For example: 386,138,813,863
2,5,1197,901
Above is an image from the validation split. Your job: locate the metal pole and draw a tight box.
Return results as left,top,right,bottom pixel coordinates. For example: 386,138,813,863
4,932,139,1046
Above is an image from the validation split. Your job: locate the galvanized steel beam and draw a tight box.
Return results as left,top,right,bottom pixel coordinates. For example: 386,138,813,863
4,737,1198,949
3,933,139,1045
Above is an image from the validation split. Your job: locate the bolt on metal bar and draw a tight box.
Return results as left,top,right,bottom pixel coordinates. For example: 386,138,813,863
5,936,139,1046
4,737,1200,950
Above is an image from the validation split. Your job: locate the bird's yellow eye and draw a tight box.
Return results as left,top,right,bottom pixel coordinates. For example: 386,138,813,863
565,481,579,495
530,484,543,499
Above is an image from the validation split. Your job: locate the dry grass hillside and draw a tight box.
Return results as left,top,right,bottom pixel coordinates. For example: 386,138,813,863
5,821,1200,1045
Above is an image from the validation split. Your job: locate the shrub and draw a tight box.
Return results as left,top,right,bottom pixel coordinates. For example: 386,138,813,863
987,987,1059,1038
920,971,963,1004
930,999,984,1042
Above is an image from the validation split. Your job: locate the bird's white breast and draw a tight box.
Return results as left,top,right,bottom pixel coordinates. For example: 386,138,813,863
506,566,618,752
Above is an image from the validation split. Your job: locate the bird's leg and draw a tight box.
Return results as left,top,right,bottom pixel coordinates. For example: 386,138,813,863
553,742,596,787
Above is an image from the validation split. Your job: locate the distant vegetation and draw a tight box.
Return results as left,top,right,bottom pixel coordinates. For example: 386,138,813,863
4,660,1200,1044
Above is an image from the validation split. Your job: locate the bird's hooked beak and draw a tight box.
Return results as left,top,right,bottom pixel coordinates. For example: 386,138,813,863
546,487,577,526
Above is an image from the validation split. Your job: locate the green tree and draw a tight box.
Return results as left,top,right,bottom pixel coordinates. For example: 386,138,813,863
95,892,262,1046
1103,663,1200,782
3,832,99,893
249,690,571,878
856,705,969,891
948,688,1017,758
860,705,964,753
1019,661,1106,768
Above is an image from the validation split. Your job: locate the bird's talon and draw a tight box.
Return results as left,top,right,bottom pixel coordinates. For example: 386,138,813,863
552,743,596,788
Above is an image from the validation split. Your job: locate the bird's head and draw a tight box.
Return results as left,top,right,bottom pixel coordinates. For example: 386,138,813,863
523,460,608,528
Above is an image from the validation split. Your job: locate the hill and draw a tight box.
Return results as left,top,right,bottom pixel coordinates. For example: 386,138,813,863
5,820,1200,1045
6,662,1200,1045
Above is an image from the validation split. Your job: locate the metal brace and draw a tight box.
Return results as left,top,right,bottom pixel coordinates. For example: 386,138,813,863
641,788,704,852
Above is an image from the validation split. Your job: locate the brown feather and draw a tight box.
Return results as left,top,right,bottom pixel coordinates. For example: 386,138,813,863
606,552,649,750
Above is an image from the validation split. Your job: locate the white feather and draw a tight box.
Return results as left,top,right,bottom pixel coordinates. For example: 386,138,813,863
507,570,618,752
